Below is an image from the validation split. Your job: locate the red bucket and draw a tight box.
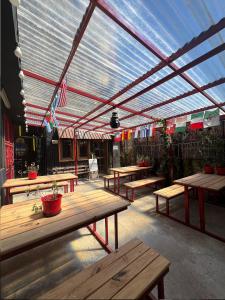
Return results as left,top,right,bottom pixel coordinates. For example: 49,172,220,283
28,170,38,180
41,194,62,217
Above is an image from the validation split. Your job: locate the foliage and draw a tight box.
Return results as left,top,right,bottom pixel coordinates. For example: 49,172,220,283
26,162,39,172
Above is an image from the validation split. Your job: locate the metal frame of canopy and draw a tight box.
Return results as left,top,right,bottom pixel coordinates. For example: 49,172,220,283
18,0,225,133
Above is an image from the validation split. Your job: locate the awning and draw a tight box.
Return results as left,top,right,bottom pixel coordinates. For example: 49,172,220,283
57,128,111,140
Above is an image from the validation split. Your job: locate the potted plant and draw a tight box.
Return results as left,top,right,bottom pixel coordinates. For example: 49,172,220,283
215,162,225,176
203,158,214,174
137,154,145,167
41,181,62,217
27,162,39,180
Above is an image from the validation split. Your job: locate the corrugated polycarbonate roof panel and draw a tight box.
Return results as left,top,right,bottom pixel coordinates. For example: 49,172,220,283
17,0,225,132
18,0,89,81
67,6,161,99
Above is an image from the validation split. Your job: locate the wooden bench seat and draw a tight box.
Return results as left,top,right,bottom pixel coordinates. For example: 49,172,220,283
124,177,165,201
10,181,69,195
153,184,192,216
39,239,170,300
103,172,136,189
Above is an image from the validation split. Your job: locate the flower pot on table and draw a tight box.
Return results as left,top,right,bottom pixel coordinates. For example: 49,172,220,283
215,166,225,176
28,170,38,180
41,194,62,217
204,165,214,174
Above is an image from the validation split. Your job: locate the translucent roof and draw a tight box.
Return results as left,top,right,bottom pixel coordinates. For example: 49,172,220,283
17,0,225,133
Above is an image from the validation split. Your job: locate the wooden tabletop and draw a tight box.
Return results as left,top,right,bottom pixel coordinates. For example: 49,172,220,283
174,173,225,191
40,239,170,300
110,166,151,173
2,173,77,189
1,190,130,259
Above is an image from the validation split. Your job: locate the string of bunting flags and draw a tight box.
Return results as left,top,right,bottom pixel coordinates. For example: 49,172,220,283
114,108,221,142
43,79,67,133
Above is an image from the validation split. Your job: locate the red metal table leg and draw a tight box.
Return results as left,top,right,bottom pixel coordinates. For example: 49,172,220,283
126,187,129,200
166,199,169,216
105,217,108,245
131,189,135,202
113,171,116,193
93,222,96,231
75,178,78,185
156,195,159,213
104,178,106,188
198,187,205,232
114,213,118,249
70,179,75,192
64,185,68,193
5,188,12,205
118,174,120,195
184,186,190,225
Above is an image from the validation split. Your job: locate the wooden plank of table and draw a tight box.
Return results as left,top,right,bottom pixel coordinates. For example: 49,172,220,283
1,197,130,257
88,248,159,299
2,173,77,188
1,193,125,239
124,177,165,189
60,242,151,299
112,256,170,300
38,239,142,300
110,166,151,173
174,174,225,191
1,193,121,229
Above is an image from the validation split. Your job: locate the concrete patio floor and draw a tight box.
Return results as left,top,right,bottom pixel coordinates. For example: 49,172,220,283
1,178,225,299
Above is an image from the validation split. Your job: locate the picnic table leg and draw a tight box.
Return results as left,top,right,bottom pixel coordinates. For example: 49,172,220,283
5,188,12,205
166,199,169,216
198,187,205,232
70,179,75,192
157,277,165,299
118,173,120,194
114,213,118,249
104,178,106,188
105,217,108,245
64,185,68,193
113,171,116,193
156,195,159,213
93,222,96,231
126,187,129,200
184,186,190,225
131,189,135,202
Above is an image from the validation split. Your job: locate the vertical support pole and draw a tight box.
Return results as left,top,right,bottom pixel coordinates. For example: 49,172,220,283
105,217,108,245
157,277,165,299
198,187,205,232
184,186,190,225
73,129,78,185
114,213,118,249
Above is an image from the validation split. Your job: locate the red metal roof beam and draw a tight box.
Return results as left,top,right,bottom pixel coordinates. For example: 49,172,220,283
41,1,97,125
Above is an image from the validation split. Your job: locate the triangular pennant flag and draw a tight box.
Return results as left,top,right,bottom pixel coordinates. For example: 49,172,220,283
203,108,220,128
114,132,121,142
190,112,204,130
134,127,139,139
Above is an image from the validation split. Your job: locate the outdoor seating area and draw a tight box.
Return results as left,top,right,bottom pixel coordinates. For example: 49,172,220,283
1,0,225,299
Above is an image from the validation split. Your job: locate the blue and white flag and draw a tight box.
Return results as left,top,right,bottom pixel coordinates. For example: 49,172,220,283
43,119,52,133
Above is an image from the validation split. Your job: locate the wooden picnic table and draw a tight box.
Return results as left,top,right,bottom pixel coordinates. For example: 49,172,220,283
174,173,225,242
0,189,130,261
2,173,78,205
110,166,151,194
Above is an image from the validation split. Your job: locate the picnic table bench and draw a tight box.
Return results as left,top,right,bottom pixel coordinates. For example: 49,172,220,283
103,172,136,189
154,184,192,216
124,177,165,201
10,181,69,196
39,239,170,300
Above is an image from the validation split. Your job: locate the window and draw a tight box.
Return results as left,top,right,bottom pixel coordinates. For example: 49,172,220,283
59,139,74,161
78,140,89,158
